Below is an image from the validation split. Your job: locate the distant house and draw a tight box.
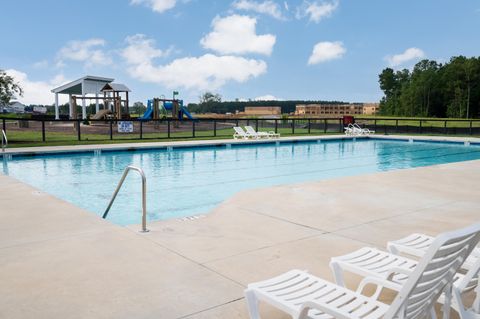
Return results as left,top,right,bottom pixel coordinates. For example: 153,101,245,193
0,101,26,113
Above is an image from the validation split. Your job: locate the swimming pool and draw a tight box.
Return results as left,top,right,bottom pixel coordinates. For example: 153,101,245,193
2,138,480,225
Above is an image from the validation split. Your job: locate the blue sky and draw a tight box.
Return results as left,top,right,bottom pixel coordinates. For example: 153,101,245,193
1,0,479,105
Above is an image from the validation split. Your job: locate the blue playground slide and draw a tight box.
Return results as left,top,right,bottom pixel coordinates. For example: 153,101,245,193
139,99,196,120
139,100,153,120
181,107,195,120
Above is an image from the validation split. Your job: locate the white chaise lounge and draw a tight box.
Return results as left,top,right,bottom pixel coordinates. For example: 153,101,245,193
345,123,375,136
330,245,480,318
233,126,252,139
245,126,280,139
245,223,480,319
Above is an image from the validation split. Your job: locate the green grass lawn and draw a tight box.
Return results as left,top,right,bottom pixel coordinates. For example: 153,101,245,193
3,117,480,148
354,115,480,127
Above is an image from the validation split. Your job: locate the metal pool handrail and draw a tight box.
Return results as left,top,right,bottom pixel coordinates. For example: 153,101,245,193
102,165,149,232
1,129,7,152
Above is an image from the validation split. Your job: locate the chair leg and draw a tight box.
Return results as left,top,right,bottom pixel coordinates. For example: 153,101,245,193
245,289,261,319
329,261,345,287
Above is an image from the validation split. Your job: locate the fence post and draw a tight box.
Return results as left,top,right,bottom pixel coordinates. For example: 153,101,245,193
324,119,327,133
396,119,399,133
42,120,46,142
444,120,447,135
77,120,81,141
192,121,195,138
167,120,171,138
292,119,295,134
384,121,387,134
140,121,143,139
374,119,377,132
213,120,217,137
275,119,278,133
255,119,259,132
308,119,311,134
109,121,113,140
2,119,5,133
339,119,342,133
470,121,473,135
419,120,422,134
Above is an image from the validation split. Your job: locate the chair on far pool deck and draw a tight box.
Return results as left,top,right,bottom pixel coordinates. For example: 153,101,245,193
233,126,252,139
353,123,375,135
245,222,480,319
245,126,280,139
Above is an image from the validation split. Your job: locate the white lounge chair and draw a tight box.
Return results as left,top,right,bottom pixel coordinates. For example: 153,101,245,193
245,223,480,319
387,233,480,271
387,233,480,317
345,123,375,136
330,246,480,318
233,126,252,139
353,123,375,135
245,126,280,139
344,123,355,136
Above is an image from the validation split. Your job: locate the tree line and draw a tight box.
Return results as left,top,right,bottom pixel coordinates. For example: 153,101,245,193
379,56,480,118
187,93,347,114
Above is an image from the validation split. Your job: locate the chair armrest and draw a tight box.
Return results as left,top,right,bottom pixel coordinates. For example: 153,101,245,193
299,300,354,319
385,267,413,281
357,276,403,299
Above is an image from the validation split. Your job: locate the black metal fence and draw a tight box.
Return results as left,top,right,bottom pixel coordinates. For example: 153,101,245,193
1,116,480,145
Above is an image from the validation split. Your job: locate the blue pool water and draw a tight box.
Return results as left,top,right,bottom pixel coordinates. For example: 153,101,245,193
2,138,480,225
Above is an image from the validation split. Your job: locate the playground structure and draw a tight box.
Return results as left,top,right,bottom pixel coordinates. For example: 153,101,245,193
139,96,195,121
52,76,130,120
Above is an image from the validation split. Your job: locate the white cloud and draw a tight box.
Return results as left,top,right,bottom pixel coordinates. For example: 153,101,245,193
200,15,276,56
5,69,68,105
232,0,285,20
255,94,282,101
308,41,345,64
385,48,425,67
57,38,112,68
130,0,176,13
296,1,338,23
120,35,267,91
120,34,170,65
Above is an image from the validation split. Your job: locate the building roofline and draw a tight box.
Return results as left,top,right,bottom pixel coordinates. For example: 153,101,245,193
51,75,114,94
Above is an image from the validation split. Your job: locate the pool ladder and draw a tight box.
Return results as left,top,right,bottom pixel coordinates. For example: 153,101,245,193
1,130,7,152
103,165,149,232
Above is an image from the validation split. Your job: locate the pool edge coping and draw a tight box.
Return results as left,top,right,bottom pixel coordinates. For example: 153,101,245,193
2,134,480,158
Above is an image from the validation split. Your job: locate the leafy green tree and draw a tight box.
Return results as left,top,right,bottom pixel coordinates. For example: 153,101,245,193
378,56,480,118
0,70,23,105
199,92,222,104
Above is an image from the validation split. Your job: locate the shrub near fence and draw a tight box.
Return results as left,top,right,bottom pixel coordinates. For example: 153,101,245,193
1,117,480,145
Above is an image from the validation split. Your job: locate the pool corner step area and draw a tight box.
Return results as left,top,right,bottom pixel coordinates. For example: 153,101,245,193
2,158,480,318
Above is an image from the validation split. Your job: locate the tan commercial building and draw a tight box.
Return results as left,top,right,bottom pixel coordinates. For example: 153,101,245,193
295,103,379,116
362,103,380,115
243,106,282,116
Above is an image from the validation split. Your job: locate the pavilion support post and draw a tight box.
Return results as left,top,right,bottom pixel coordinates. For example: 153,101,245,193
126,91,129,115
95,93,99,114
68,94,74,119
108,92,112,111
55,93,59,120
82,93,87,119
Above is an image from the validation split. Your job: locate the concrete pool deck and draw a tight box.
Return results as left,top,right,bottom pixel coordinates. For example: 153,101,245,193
1,136,480,318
